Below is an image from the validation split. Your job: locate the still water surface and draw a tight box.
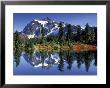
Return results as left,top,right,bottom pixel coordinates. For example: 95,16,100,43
14,50,97,75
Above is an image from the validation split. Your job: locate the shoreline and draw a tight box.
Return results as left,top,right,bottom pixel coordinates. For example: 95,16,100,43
34,43,97,52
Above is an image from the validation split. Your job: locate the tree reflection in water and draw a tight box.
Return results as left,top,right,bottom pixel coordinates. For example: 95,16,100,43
14,49,97,72
58,51,64,72
14,48,22,67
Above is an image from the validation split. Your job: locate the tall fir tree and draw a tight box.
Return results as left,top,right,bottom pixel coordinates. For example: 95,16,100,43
66,24,72,46
58,22,64,45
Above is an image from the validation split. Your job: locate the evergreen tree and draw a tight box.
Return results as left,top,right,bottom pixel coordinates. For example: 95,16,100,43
14,31,23,67
66,24,72,46
84,23,95,44
77,25,81,42
58,22,64,45
93,27,97,45
85,23,90,44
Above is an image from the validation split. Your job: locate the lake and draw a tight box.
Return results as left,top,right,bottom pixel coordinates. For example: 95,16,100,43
13,50,97,75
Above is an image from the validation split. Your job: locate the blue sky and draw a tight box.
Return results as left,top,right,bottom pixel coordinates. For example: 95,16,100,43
14,13,97,32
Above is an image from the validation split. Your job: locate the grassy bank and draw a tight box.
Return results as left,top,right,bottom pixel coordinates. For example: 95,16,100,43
34,43,96,52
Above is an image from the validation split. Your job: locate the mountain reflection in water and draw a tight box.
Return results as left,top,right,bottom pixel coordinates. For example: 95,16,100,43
14,50,97,75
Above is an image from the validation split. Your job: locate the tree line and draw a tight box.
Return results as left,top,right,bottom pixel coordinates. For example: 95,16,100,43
45,23,97,46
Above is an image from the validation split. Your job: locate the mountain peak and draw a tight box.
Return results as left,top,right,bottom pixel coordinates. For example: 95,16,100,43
23,18,78,38
42,17,52,21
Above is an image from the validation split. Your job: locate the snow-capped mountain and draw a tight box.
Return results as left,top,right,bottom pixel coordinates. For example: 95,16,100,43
22,17,79,38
